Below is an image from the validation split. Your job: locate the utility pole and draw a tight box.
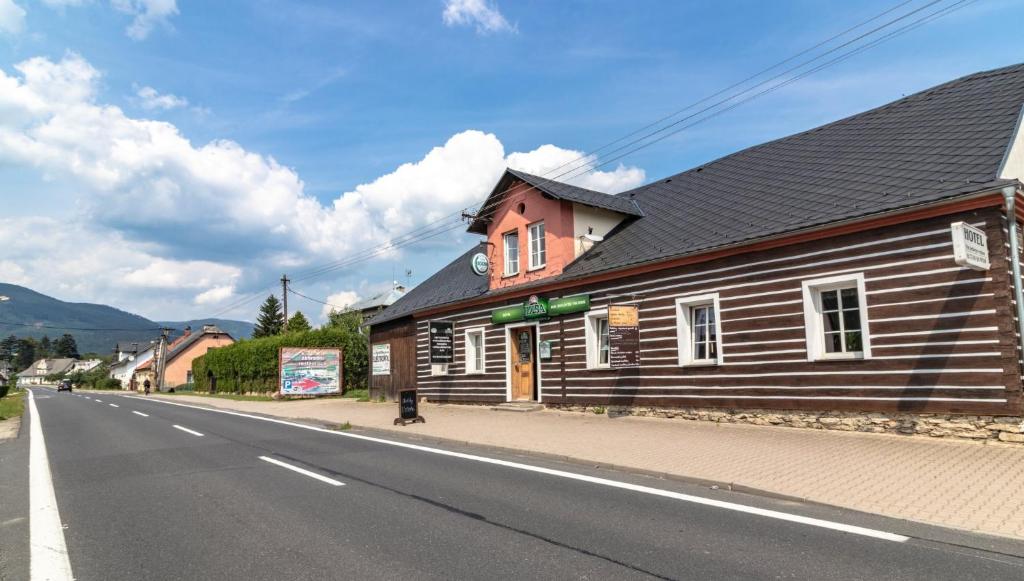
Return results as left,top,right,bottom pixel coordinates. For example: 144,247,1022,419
155,327,171,392
281,274,290,331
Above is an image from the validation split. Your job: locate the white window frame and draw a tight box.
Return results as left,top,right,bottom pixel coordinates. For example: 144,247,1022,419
503,231,520,276
801,273,872,362
528,221,546,270
675,293,723,367
464,327,486,375
584,308,610,369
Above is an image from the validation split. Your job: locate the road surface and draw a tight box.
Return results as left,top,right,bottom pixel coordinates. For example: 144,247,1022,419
5,386,1024,580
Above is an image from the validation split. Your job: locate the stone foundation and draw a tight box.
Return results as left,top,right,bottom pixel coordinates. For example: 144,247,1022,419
549,404,1024,444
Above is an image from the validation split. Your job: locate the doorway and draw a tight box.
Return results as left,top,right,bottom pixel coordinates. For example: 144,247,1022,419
508,326,537,401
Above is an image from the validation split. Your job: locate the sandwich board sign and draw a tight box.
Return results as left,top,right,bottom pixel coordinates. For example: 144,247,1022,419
394,389,425,426
951,222,989,271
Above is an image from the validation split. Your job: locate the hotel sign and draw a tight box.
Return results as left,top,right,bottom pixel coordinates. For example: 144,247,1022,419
951,222,989,271
490,294,591,324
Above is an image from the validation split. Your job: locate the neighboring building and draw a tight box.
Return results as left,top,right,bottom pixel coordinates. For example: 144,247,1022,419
17,358,75,386
109,341,156,389
348,285,408,319
155,325,234,390
70,359,102,373
131,359,156,390
368,64,1024,433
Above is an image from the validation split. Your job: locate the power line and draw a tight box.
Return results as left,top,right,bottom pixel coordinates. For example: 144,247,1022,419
207,0,974,315
0,320,169,333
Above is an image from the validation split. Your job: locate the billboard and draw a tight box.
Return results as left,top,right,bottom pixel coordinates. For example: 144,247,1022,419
372,343,391,376
279,347,342,396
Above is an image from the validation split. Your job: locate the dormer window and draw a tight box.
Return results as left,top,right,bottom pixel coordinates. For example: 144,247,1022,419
503,231,519,276
528,221,546,270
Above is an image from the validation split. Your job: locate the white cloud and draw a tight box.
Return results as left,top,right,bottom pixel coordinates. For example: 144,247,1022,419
194,285,235,305
111,0,178,40
442,0,514,34
0,53,647,321
0,0,26,37
41,0,85,7
320,290,360,320
135,84,188,110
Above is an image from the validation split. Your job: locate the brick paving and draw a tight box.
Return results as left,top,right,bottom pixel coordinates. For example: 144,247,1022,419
149,394,1024,540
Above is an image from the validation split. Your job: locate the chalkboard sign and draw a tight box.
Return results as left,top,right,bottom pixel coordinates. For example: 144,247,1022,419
608,304,640,368
429,321,455,364
394,389,425,426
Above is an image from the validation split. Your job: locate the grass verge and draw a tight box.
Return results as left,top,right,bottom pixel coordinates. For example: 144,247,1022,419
161,392,276,402
0,391,26,420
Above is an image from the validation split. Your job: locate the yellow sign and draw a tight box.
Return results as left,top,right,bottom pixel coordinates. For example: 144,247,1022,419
608,305,639,327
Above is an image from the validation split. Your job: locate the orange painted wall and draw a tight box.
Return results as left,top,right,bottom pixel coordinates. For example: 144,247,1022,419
164,334,235,387
487,181,576,290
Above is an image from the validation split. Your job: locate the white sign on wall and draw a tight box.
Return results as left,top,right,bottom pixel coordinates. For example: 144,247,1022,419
950,221,990,271
372,343,391,376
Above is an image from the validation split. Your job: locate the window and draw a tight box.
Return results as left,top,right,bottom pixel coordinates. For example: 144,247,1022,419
464,328,486,374
528,221,546,270
676,293,722,366
585,309,610,368
802,273,872,361
504,231,519,276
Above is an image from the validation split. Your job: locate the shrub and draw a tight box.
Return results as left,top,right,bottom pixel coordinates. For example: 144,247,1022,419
192,326,368,395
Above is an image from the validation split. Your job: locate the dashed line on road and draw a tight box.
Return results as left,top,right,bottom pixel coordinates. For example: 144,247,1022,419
172,424,204,437
109,404,119,408
27,390,75,581
259,456,345,487
132,411,149,417
94,399,102,403
133,396,908,543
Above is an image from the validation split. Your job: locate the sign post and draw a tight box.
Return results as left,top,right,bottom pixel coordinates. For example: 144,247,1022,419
608,304,640,368
394,389,425,426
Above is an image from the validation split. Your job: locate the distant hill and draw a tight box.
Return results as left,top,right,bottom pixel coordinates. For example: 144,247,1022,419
159,319,253,342
0,283,252,354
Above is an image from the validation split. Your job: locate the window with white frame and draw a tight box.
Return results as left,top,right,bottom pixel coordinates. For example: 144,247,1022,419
801,273,872,361
528,221,546,269
585,309,610,368
504,231,519,276
464,328,486,374
676,293,722,366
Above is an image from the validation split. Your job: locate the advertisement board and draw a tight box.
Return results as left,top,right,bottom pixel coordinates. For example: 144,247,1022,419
371,343,391,376
428,321,455,364
279,347,342,396
608,304,640,368
950,221,990,271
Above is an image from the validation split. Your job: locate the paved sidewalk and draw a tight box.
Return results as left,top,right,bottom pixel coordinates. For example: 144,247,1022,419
143,393,1024,540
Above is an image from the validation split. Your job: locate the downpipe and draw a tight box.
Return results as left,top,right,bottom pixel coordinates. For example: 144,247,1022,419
1002,185,1024,376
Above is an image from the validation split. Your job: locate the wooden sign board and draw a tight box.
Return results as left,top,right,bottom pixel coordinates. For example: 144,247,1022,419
608,304,640,368
394,389,425,426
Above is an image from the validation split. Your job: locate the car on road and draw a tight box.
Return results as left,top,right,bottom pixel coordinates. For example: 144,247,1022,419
57,379,72,392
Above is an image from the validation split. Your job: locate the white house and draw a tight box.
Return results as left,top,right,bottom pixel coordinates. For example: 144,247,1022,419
109,341,156,389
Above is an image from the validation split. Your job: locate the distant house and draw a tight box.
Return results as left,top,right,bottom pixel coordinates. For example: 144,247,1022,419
70,359,102,373
17,358,75,386
109,341,157,389
154,324,234,390
347,285,407,319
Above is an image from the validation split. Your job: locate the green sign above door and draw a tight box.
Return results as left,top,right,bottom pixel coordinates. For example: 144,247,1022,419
490,294,590,324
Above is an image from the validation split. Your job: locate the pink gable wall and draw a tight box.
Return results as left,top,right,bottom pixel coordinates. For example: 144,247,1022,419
163,334,235,387
486,180,575,290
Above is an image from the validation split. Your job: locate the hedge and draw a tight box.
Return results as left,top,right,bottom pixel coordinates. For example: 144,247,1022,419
191,327,367,394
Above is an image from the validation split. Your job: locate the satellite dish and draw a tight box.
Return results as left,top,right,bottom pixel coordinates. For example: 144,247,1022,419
583,233,604,243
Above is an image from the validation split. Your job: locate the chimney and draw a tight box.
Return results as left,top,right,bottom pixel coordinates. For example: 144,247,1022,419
182,326,192,337
202,324,216,334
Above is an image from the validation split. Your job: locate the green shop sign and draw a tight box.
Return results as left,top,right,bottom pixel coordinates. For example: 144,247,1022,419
490,294,590,324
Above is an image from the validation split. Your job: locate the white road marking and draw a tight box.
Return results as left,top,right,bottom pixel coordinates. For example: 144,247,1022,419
132,411,149,417
135,396,908,543
109,404,119,408
27,390,75,581
259,456,345,487
83,396,90,400
94,399,102,403
172,424,204,437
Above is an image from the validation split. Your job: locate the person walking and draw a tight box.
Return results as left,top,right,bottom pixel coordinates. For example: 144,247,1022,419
143,378,151,395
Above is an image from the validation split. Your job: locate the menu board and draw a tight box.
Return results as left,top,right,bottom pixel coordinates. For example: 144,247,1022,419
608,305,640,368
428,321,454,364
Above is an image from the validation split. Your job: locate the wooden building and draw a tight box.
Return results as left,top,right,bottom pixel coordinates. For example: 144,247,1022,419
368,64,1024,425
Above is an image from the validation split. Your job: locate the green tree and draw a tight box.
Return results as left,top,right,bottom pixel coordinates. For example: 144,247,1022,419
54,334,80,359
253,295,286,338
0,335,16,362
15,338,37,369
39,335,52,358
286,311,312,333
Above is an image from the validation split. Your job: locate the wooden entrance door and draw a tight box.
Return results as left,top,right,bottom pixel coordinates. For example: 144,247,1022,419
510,327,535,401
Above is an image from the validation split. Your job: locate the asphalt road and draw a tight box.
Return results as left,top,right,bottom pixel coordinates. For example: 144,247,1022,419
10,386,1024,580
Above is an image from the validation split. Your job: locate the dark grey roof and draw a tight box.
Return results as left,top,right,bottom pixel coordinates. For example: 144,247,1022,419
467,169,643,234
373,62,1024,325
166,325,231,362
366,244,490,326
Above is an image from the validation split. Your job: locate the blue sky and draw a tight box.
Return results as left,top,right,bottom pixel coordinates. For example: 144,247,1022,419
1,0,1022,324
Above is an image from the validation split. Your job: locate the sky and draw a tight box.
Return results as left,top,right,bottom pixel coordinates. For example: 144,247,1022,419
1,0,1022,324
